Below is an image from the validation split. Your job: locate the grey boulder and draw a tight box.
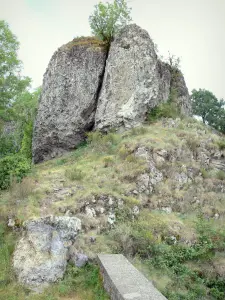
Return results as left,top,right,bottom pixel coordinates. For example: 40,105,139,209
13,215,81,290
95,24,191,130
32,38,107,163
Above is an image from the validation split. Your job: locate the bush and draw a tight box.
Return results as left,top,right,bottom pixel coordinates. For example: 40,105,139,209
87,131,121,152
216,170,225,181
129,126,148,136
217,139,225,150
20,121,33,159
103,156,114,167
148,101,179,123
0,154,31,190
65,166,84,181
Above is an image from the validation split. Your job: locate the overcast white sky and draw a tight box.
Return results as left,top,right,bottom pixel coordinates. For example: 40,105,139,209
0,0,224,99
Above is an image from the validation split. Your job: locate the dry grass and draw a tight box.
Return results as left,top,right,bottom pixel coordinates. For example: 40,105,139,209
63,36,107,51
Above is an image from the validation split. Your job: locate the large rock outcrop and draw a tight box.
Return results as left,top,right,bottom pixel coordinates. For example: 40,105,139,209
33,25,191,163
13,216,81,290
32,38,107,163
95,24,190,130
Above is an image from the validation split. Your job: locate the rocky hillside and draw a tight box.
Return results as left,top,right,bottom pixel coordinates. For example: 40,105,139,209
1,117,225,299
32,24,191,163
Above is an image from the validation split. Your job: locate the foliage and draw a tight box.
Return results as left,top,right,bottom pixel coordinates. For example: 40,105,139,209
166,52,181,69
191,89,225,133
89,0,132,43
0,20,31,121
146,216,225,299
216,170,225,181
217,139,225,150
0,154,31,189
0,132,18,158
57,263,109,300
65,166,84,181
87,130,121,152
148,101,179,123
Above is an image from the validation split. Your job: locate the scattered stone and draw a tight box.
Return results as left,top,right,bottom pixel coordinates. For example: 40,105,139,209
90,236,96,243
8,218,15,228
108,212,116,226
85,206,96,218
161,207,172,214
133,206,140,216
74,253,88,268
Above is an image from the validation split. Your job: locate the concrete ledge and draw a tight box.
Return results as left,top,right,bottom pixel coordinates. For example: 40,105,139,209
97,254,167,300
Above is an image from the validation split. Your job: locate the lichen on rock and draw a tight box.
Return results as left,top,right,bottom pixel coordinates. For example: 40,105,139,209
13,215,81,290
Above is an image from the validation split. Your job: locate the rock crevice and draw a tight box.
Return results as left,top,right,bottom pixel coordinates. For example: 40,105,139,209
33,24,191,163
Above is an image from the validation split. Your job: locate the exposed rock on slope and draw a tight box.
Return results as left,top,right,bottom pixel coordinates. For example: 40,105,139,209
95,24,191,130
13,215,81,290
33,25,191,163
32,38,107,163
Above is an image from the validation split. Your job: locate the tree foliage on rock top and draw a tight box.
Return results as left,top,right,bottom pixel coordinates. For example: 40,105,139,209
0,20,31,121
191,89,225,133
89,0,132,44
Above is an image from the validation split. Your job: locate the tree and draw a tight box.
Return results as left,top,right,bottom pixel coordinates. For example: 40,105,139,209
89,0,132,44
0,20,31,121
191,89,225,133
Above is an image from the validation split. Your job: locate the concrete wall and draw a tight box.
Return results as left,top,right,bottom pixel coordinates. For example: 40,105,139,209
97,254,167,300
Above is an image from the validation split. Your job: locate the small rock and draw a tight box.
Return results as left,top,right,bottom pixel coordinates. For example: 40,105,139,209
117,199,124,209
214,213,219,220
8,218,15,228
161,207,172,214
108,212,116,225
133,206,140,216
74,253,88,268
108,197,114,206
85,207,96,218
90,236,96,243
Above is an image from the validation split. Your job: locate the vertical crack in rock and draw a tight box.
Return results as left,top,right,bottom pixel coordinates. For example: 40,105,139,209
33,25,191,163
32,38,107,163
94,24,191,131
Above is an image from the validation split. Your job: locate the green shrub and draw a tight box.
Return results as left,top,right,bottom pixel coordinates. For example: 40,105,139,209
65,166,84,181
55,158,67,166
200,168,210,179
103,156,114,167
87,130,121,152
148,101,179,123
216,170,225,180
0,154,31,190
0,134,18,158
20,121,33,159
217,139,225,150
130,126,148,136
57,263,109,300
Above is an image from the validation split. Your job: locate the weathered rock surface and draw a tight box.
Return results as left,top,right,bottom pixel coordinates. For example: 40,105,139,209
13,215,81,290
95,24,191,130
33,25,191,162
32,38,107,163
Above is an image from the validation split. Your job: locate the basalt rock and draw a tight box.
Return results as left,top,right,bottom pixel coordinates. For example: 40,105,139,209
33,25,191,162
32,38,107,163
95,24,191,130
13,215,81,290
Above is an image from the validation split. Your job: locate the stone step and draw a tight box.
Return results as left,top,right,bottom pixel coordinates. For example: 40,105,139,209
97,254,167,300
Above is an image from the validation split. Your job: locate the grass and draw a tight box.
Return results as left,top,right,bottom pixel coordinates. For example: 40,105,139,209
0,118,225,299
63,36,107,51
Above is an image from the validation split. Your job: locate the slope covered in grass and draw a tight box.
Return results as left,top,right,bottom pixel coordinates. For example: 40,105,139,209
0,118,225,299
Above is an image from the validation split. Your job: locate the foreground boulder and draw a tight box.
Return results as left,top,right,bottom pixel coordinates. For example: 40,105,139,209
32,37,107,163
13,215,81,290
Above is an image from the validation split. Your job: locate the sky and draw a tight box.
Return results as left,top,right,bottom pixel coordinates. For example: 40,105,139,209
0,0,225,100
